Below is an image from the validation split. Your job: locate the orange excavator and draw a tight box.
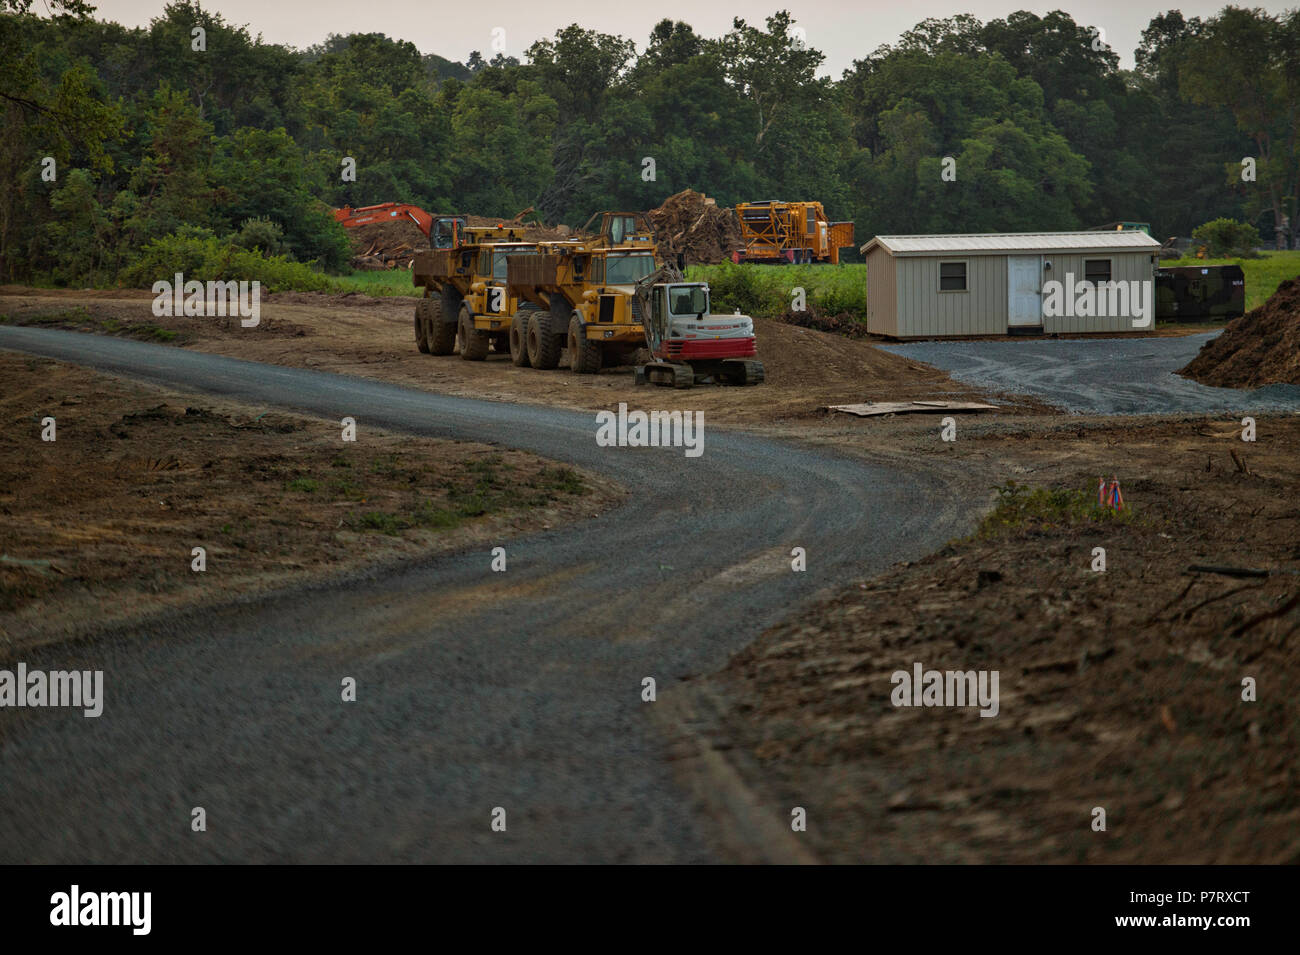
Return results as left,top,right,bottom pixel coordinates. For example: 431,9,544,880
332,203,467,249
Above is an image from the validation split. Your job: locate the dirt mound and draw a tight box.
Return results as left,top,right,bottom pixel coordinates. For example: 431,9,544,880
777,303,870,339
1180,278,1300,387
345,214,568,270
347,219,428,270
648,190,742,266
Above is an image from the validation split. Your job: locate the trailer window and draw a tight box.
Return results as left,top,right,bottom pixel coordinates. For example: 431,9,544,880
669,286,709,317
605,253,655,285
939,261,967,291
1084,259,1112,284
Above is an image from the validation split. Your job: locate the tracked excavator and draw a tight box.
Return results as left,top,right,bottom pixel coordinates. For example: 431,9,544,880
632,264,765,388
333,203,468,249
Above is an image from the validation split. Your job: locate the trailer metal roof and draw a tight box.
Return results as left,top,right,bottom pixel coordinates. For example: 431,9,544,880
861,231,1162,256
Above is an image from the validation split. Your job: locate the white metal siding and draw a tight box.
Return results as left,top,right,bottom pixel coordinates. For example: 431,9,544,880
1041,251,1155,334
898,255,1007,336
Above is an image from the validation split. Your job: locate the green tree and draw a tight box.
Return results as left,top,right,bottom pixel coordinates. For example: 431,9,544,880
1192,216,1262,256
1179,6,1300,248
43,167,110,284
0,2,122,278
124,84,220,247
214,125,349,268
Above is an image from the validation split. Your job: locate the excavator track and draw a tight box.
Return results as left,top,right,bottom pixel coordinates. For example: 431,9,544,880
637,362,696,388
720,359,765,385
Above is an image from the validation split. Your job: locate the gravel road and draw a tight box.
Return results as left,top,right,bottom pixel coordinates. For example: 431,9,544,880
881,334,1300,414
0,327,968,862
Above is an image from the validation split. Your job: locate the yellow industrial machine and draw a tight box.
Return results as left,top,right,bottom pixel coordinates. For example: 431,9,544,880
413,210,766,384
411,224,529,357
577,211,658,251
506,239,658,372
734,200,855,265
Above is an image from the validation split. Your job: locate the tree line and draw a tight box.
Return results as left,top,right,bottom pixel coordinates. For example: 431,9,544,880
2,0,1297,286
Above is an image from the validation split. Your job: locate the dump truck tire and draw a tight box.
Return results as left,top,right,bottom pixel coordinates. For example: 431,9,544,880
567,314,602,374
458,306,489,361
428,297,457,355
527,312,561,369
415,299,430,353
509,312,532,367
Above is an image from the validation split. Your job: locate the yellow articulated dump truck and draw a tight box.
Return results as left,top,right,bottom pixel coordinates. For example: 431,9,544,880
411,224,532,358
506,239,659,372
734,200,854,265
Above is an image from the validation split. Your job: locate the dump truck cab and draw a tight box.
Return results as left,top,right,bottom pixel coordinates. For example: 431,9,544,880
466,241,537,329
579,211,657,251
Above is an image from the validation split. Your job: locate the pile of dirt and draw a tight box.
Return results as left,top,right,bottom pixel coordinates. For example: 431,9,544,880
346,214,569,270
1180,278,1300,387
777,303,870,339
648,190,743,266
347,219,429,271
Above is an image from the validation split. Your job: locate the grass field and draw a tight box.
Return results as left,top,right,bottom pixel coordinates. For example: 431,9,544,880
336,269,422,297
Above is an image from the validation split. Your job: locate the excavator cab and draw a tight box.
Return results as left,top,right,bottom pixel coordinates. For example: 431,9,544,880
431,216,468,250
668,284,709,320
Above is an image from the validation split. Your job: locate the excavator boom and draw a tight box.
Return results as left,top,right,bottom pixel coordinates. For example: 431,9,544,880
333,202,437,237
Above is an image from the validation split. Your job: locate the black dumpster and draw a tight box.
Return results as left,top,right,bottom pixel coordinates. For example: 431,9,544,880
1155,265,1245,321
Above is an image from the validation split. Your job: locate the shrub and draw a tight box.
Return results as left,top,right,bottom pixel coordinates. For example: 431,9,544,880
977,480,1135,537
233,217,286,256
697,261,770,315
1191,218,1262,258
120,234,340,292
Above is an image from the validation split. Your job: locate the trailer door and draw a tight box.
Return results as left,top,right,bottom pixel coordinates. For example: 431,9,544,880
1007,255,1042,328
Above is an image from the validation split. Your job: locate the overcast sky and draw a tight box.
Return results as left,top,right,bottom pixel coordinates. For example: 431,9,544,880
90,1,1298,74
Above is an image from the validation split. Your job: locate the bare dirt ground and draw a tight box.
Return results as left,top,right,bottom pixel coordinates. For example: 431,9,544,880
678,412,1300,863
0,352,619,653
0,287,1044,425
